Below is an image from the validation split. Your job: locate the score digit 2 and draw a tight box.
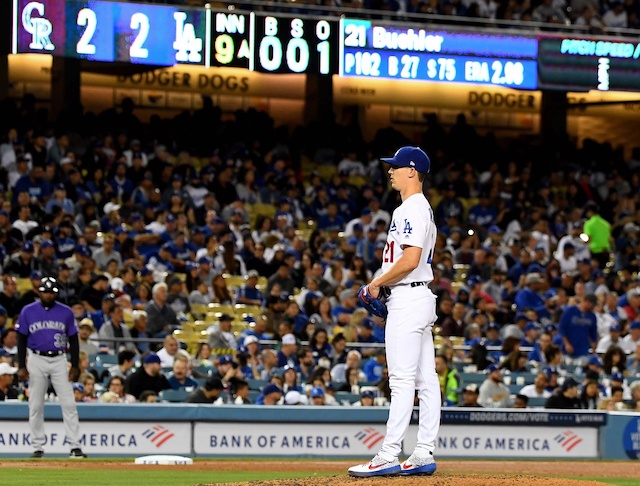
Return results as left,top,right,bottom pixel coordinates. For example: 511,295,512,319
383,241,395,263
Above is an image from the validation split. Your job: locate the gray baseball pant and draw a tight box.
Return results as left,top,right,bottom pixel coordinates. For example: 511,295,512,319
27,352,81,452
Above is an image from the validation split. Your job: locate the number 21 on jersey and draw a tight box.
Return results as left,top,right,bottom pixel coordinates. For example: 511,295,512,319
383,241,394,263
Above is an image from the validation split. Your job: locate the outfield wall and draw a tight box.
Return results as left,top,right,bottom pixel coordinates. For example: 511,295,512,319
0,403,636,460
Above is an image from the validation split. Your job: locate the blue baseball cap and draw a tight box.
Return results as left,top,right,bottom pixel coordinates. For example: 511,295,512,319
545,323,558,333
588,355,603,367
381,146,431,174
72,382,84,393
525,321,540,332
488,225,502,234
217,355,233,365
143,353,161,364
486,364,500,374
310,386,325,398
197,255,212,265
515,313,528,322
361,390,375,399
139,265,153,276
263,383,283,396
610,323,621,333
30,270,43,280
486,322,499,332
40,239,54,249
630,321,640,331
22,241,35,253
466,275,482,288
75,244,91,257
611,371,624,382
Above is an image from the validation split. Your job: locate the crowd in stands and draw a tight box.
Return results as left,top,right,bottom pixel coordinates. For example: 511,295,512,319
1,91,640,411
190,0,640,32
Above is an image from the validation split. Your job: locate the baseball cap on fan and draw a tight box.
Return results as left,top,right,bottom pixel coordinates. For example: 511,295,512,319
381,146,431,174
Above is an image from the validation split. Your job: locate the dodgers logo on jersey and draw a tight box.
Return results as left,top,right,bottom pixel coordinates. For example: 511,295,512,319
22,2,54,51
390,220,397,232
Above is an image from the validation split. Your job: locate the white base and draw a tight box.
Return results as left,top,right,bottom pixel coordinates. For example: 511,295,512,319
134,455,193,465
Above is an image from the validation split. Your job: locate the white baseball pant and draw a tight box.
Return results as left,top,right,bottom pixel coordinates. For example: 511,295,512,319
379,287,440,459
27,352,81,451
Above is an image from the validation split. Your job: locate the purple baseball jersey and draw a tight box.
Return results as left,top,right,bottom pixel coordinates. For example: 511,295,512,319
15,301,78,352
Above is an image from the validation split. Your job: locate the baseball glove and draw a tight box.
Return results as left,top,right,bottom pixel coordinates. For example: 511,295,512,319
358,285,388,319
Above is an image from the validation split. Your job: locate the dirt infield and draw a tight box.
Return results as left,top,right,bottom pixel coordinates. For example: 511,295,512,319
3,459,639,485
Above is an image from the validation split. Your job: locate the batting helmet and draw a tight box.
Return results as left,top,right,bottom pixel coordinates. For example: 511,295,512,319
38,276,59,294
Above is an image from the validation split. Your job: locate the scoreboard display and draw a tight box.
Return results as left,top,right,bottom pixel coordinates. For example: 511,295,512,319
14,0,640,93
13,0,338,73
538,35,640,92
15,0,208,65
339,19,539,89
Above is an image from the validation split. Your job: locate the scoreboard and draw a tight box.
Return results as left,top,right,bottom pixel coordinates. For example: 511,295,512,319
339,19,538,89
13,0,338,74
13,0,640,93
537,35,640,92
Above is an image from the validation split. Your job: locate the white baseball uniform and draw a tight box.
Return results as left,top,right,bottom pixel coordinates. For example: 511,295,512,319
378,192,440,459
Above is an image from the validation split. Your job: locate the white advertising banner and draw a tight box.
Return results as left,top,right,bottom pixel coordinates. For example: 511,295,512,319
193,422,387,456
404,425,598,458
0,421,191,455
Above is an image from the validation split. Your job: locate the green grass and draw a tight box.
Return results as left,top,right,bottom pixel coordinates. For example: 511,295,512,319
2,468,337,486
567,479,638,486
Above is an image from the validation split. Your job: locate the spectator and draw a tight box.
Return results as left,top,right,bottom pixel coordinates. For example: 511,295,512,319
435,354,459,406
255,383,283,405
167,354,199,391
559,293,598,364
72,382,85,403
284,389,308,405
627,381,640,411
79,372,98,402
545,377,582,409
332,349,366,383
139,391,159,403
602,0,628,29
98,305,136,355
129,310,150,354
602,345,628,376
185,376,225,404
597,323,624,352
606,371,632,401
125,352,171,400
364,349,387,383
439,301,467,337
514,273,550,320
579,379,602,409
156,335,181,368
192,342,215,369
107,349,136,379
77,318,99,356
105,376,136,404
0,362,19,400
235,270,264,306
208,314,238,353
519,370,551,399
0,275,20,318
622,321,640,354
145,282,179,338
276,333,299,369
459,383,482,407
309,385,326,406
513,394,529,409
478,364,511,408
213,355,244,385
582,203,611,269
